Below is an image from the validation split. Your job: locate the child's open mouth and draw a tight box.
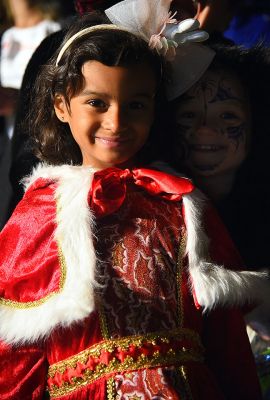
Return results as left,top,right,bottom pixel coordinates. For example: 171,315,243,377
95,136,130,148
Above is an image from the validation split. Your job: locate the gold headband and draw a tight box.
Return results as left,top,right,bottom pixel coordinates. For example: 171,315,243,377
56,24,134,66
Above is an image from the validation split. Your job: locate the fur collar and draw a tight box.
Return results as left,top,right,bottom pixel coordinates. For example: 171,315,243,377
0,163,268,344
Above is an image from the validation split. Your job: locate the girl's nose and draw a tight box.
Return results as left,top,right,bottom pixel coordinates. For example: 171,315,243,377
193,124,219,138
101,105,127,133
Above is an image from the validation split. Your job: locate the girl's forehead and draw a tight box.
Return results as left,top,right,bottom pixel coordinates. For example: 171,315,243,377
79,60,157,95
186,68,248,103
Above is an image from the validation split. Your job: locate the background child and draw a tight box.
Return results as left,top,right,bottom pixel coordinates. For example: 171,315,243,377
168,41,270,270
0,9,265,400
167,40,270,398
0,0,62,229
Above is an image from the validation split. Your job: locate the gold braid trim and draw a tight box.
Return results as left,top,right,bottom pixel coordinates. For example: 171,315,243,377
47,328,204,398
179,365,194,400
176,232,186,327
98,303,111,340
107,377,116,400
0,244,66,308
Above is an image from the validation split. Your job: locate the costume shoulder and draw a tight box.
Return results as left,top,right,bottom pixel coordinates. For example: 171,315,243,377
182,189,269,311
0,164,98,345
151,162,269,310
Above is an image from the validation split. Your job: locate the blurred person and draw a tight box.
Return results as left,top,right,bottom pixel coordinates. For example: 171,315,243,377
0,0,61,132
0,0,61,229
172,0,241,34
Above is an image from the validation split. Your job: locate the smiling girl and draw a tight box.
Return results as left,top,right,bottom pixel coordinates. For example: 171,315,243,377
0,7,265,400
172,59,251,201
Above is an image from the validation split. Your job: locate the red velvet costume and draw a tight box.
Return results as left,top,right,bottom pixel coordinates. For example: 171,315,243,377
0,165,263,399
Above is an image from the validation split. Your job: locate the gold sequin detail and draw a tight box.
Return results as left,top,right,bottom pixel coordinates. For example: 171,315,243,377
48,328,202,376
98,303,110,340
107,377,116,400
48,350,202,398
47,328,204,398
176,232,186,327
179,365,194,400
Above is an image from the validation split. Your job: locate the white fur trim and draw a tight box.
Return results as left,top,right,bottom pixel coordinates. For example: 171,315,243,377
0,164,98,344
1,164,269,344
183,189,269,311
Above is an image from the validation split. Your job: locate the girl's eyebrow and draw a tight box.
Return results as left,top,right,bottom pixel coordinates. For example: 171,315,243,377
80,89,155,99
80,90,109,97
209,97,246,105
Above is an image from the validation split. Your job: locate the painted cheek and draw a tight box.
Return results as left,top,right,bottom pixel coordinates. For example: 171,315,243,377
225,123,248,150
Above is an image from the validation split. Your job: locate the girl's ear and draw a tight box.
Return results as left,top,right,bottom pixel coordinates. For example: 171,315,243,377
54,94,69,122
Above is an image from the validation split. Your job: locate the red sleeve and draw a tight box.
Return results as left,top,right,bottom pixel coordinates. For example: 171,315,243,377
0,180,60,304
0,340,47,399
0,180,54,398
201,203,262,398
203,307,262,400
204,203,243,269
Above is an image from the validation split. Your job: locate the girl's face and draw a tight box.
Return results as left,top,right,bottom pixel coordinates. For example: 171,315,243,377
173,68,251,179
54,60,156,169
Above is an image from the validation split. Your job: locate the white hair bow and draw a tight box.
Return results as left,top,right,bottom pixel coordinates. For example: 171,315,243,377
106,0,215,100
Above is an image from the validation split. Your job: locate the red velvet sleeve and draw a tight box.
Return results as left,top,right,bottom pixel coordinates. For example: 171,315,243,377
0,180,54,398
203,308,262,400
202,204,262,398
0,340,48,399
204,203,243,269
0,179,60,304
204,203,258,315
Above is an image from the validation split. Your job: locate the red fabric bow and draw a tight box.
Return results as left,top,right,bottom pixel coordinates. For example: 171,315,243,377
88,167,194,218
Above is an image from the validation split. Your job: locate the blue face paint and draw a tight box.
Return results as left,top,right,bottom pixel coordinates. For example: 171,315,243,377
173,68,251,179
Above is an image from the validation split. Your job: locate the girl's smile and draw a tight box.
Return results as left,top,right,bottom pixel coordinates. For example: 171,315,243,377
54,61,156,169
93,135,132,148
174,68,251,178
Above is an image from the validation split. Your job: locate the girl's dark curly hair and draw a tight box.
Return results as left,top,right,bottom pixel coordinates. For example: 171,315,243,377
28,12,164,165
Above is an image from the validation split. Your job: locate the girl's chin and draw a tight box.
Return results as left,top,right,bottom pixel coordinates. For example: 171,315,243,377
82,158,136,170
187,163,221,178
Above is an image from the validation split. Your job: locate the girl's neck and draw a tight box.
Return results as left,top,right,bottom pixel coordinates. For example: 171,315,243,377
193,172,236,203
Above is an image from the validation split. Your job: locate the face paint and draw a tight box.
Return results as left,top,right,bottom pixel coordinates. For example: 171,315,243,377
173,68,251,179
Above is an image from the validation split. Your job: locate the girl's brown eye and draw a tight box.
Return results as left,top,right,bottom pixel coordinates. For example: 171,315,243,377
179,111,195,119
129,101,144,110
220,112,239,120
88,99,107,108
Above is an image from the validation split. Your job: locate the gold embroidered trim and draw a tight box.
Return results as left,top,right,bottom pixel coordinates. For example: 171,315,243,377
47,328,204,398
0,244,66,308
176,232,186,327
48,328,202,376
98,303,110,340
179,365,194,400
107,377,116,400
48,349,202,398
